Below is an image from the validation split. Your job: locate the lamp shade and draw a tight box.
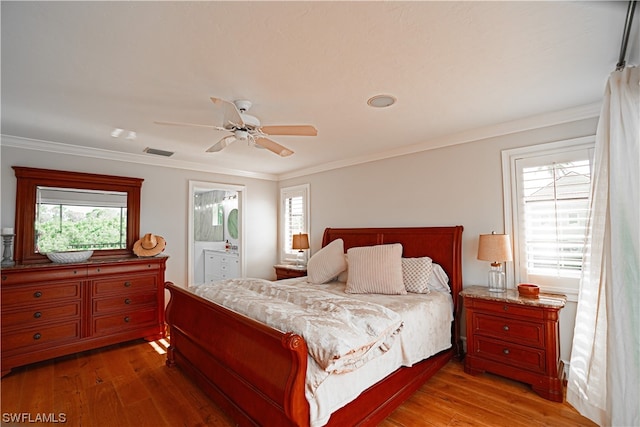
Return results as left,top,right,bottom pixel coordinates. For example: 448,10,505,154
292,233,310,250
477,233,513,262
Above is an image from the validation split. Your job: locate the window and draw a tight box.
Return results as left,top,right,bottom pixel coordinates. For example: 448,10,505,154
502,136,595,298
280,184,310,263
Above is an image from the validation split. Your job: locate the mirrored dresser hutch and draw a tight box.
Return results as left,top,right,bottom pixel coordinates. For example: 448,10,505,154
1,167,167,377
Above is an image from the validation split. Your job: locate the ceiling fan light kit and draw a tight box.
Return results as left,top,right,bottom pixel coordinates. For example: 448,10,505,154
156,97,317,157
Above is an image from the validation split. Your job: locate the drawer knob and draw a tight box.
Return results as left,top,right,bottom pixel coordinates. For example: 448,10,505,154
503,305,509,311
124,316,130,323
33,311,42,319
124,281,132,288
503,325,510,331
503,348,510,355
33,291,43,298
124,298,131,305
33,333,42,340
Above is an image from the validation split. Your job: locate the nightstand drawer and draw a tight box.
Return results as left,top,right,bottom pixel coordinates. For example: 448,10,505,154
472,336,546,374
274,265,307,280
473,313,544,348
472,299,545,321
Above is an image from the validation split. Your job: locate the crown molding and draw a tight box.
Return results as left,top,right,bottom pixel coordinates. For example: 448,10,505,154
0,135,279,181
277,101,602,181
1,102,601,183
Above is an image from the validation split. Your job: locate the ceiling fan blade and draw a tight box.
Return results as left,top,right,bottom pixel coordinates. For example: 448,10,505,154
154,120,226,132
254,137,294,157
206,135,236,153
210,97,244,129
259,125,317,136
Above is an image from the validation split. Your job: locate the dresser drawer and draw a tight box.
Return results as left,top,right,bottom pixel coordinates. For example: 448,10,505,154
1,281,82,307
1,302,81,329
472,336,546,374
93,292,157,314
1,267,85,286
92,307,158,336
92,275,157,296
1,321,81,352
472,313,544,348
87,262,160,277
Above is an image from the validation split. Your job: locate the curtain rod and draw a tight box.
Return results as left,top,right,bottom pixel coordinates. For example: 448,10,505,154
616,0,637,71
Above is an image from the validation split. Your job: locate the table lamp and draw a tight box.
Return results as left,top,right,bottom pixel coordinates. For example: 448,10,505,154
292,233,310,267
477,232,513,292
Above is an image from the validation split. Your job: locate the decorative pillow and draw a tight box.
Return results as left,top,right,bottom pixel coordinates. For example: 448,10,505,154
402,257,433,293
307,238,347,284
429,263,450,293
345,244,406,295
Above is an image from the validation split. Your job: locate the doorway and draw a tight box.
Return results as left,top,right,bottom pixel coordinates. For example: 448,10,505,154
188,180,245,285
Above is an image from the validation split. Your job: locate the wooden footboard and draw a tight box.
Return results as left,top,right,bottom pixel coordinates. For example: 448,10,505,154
165,283,309,426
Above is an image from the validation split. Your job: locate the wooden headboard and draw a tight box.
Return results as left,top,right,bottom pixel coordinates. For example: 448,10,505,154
321,226,464,310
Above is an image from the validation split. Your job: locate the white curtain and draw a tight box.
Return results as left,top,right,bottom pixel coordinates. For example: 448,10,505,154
567,66,639,426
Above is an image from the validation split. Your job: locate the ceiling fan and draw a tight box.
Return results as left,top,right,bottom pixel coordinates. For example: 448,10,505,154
155,97,317,157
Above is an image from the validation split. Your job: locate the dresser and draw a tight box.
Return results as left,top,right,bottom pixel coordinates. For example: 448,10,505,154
203,250,239,283
1,256,167,377
460,286,566,402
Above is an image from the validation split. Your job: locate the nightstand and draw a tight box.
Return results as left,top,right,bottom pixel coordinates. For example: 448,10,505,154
274,264,307,280
460,286,566,402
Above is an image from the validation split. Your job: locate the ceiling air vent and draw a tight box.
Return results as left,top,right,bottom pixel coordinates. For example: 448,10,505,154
143,147,174,157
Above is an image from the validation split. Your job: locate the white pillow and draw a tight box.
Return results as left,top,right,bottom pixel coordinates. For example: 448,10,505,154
429,263,450,293
307,238,347,284
402,257,433,294
345,244,406,295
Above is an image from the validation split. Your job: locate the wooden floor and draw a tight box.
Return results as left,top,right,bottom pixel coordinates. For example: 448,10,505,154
1,339,596,427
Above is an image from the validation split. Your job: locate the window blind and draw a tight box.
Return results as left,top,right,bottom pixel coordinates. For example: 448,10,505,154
520,159,591,279
280,184,309,262
284,194,304,255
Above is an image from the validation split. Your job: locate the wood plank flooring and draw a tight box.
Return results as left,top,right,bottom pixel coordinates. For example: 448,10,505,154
1,339,595,426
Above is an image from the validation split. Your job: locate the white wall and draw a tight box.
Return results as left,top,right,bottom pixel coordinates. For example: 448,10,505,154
0,145,279,286
279,117,599,363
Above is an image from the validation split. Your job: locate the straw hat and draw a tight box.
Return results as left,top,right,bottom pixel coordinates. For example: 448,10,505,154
133,233,166,257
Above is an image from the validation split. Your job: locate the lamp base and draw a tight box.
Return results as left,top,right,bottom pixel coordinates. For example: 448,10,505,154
488,263,506,292
296,250,306,267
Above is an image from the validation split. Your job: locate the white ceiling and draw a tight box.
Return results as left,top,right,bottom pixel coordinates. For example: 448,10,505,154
1,1,636,180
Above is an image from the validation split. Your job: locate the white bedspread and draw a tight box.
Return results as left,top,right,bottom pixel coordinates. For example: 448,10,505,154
191,277,453,427
191,277,403,374
280,277,454,427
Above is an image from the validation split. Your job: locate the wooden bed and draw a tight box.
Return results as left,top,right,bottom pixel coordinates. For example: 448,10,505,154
165,226,463,427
